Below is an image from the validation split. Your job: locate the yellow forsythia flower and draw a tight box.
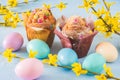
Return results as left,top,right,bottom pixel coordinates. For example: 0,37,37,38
115,12,120,19
103,12,111,20
11,13,21,22
71,62,88,76
3,14,10,23
95,19,107,32
105,2,116,9
78,0,91,12
102,12,120,36
25,10,31,16
10,21,17,28
3,12,20,28
3,49,16,62
3,11,13,21
42,54,58,67
108,17,120,32
95,74,107,80
3,11,13,26
104,32,112,38
94,14,119,37
56,2,66,11
24,0,28,4
43,3,51,9
7,0,18,7
103,64,114,77
29,50,38,58
92,7,106,17
89,0,99,6
0,5,9,14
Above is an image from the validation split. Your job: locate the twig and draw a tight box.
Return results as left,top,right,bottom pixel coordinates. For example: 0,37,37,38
91,7,111,32
103,0,109,11
115,31,120,36
44,63,120,80
57,65,72,69
18,0,38,5
88,71,120,80
102,0,111,16
15,56,25,59
7,0,38,6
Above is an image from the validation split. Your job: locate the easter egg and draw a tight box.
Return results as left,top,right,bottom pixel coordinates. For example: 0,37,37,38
3,32,23,51
82,53,106,74
96,42,118,62
57,48,78,66
27,39,50,59
15,58,43,80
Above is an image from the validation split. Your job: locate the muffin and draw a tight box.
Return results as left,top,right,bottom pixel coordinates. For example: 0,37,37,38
54,15,97,58
22,7,56,48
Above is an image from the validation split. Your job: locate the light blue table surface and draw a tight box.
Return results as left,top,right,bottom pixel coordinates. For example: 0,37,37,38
0,0,120,80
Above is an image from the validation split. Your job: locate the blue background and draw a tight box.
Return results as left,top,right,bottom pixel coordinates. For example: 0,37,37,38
0,0,120,80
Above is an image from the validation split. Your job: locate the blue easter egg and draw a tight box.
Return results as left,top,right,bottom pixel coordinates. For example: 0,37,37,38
57,48,78,66
82,53,106,74
27,39,50,59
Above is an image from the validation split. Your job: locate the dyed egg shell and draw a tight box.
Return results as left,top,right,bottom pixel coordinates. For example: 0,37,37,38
27,39,50,59
15,58,43,80
3,32,23,51
57,48,78,66
82,53,106,74
96,42,118,62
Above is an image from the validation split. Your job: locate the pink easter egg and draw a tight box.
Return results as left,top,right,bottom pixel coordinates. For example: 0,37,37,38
15,58,44,80
3,32,23,51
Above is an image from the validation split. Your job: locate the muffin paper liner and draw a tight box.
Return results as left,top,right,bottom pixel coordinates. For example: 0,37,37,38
54,16,97,58
54,29,97,58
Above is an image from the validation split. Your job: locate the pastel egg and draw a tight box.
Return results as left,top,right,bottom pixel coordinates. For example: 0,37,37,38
82,53,106,74
15,58,43,80
96,42,118,62
57,48,78,66
3,32,23,51
27,39,50,59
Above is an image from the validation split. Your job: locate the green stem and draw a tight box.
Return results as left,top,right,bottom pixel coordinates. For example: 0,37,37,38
0,52,2,54
15,56,25,59
91,3,120,35
18,0,38,5
102,0,111,16
45,63,120,80
103,0,109,11
88,71,101,75
88,71,120,80
107,76,120,80
0,20,22,25
7,0,38,6
57,65,72,69
15,56,23,58
109,77,120,80
44,63,72,69
115,31,120,36
0,23,5,24
91,7,111,32
17,10,31,14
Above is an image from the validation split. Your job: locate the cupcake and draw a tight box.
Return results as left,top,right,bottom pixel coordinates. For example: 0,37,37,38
54,16,97,58
22,7,56,48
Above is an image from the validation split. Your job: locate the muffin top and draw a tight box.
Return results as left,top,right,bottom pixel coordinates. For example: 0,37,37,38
62,16,93,39
27,7,56,30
